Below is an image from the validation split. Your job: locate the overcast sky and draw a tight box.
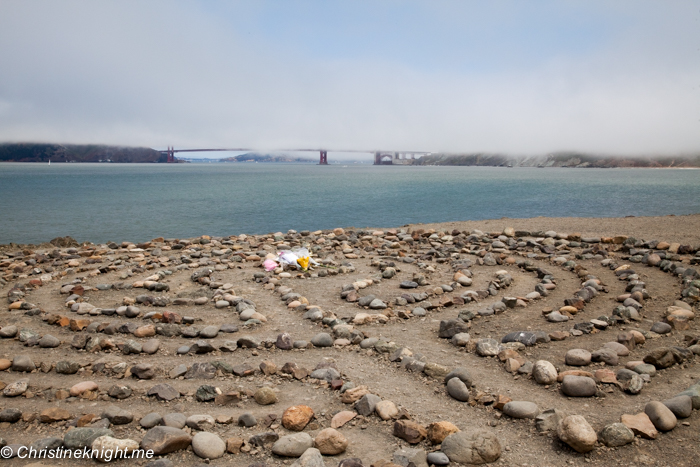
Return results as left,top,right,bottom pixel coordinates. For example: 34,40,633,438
0,1,699,159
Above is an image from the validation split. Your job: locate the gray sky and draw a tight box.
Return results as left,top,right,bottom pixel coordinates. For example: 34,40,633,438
0,1,699,159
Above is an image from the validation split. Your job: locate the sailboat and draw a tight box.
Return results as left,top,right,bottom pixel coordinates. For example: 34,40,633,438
48,159,51,166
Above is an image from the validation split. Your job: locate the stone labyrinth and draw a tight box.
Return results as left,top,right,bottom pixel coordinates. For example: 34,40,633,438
0,226,699,466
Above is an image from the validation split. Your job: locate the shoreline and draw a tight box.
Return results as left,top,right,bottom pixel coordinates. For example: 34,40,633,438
3,213,700,251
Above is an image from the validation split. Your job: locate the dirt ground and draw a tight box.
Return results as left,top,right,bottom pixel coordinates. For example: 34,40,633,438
0,214,699,467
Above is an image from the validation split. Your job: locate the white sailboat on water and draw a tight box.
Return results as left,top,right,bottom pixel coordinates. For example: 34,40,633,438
48,159,51,166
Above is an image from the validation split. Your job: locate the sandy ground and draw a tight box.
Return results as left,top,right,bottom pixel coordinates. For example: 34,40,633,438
0,214,699,467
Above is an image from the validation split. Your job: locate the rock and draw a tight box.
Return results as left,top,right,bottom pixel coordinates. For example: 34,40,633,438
292,447,326,467
446,378,471,402
621,413,658,439
393,448,428,467
561,375,597,397
38,334,60,348
532,360,557,385
70,381,98,397
444,368,473,387
314,428,348,455
272,432,314,457
427,421,460,445
393,420,427,444
11,355,35,372
162,413,187,429
3,379,28,397
195,385,218,402
591,348,618,366
277,333,293,350
186,414,215,431
140,413,163,429
650,322,672,334
238,412,257,427
502,401,539,419
102,405,134,425
599,423,635,447
64,428,114,449
565,349,591,366
310,368,341,382
131,363,155,379
376,400,399,420
644,401,677,431
0,408,22,423
535,408,564,432
441,429,501,464
140,426,192,454
254,387,278,405
311,333,333,347
556,415,596,453
142,339,160,354
439,319,470,339
282,405,315,431
331,411,356,429
423,362,449,379
663,395,693,419
426,452,450,466
356,394,382,416
185,362,216,379
603,341,630,356
30,436,63,452
451,333,471,347
616,369,644,394
147,383,180,401
191,432,225,459
92,435,139,461
475,339,500,357
56,360,80,374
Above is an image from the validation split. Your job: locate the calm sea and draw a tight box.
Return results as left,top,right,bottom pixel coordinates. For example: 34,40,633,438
1,162,699,245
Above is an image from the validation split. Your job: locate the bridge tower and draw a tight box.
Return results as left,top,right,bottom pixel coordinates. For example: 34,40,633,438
166,146,175,163
319,150,328,165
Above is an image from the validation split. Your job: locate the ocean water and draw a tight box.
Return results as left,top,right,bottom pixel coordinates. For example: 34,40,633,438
0,162,699,245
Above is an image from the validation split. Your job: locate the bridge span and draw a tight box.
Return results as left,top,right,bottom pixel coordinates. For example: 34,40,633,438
161,147,430,165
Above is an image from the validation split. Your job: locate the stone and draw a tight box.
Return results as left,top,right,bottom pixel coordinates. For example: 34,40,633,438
254,387,278,405
38,334,60,348
162,413,187,429
92,435,140,461
0,408,22,423
603,341,630,356
616,369,644,394
446,378,471,402
226,437,244,454
143,339,160,354
439,319,470,339
644,401,677,431
591,348,619,366
311,333,334,347
475,338,500,357
282,405,315,431
140,426,192,454
292,447,326,467
64,428,114,449
195,385,219,402
426,452,450,466
130,363,155,379
556,415,596,453
427,421,460,445
331,411,356,429
565,349,591,366
375,400,399,420
102,405,133,425
186,414,215,431
535,408,564,432
663,395,693,419
650,322,672,334
393,420,427,444
393,448,428,467
192,432,226,459
11,355,35,372
561,375,597,397
276,332,294,350
70,381,98,397
147,383,180,401
532,360,557,385
3,379,28,397
444,368,473,387
185,362,216,379
621,413,658,439
272,432,314,457
238,412,257,427
441,429,501,464
356,394,382,416
599,423,635,447
314,428,348,455
502,401,539,419
140,412,163,429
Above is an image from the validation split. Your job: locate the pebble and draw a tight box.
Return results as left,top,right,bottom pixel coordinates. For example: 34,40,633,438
532,360,557,384
502,401,539,419
446,378,471,402
140,426,192,455
311,333,334,347
599,423,635,447
565,349,591,366
314,428,348,455
272,432,314,457
140,412,163,428
192,431,226,459
11,355,35,372
441,429,501,464
644,401,677,431
3,379,29,397
427,452,450,465
662,395,693,419
561,375,597,397
556,415,597,453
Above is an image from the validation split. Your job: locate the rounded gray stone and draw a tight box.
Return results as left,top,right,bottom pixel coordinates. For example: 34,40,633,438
561,375,597,397
503,401,539,419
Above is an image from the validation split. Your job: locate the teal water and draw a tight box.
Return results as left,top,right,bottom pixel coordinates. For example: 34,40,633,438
0,163,699,244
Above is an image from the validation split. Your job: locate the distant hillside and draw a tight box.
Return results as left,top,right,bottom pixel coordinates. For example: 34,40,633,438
220,152,314,163
0,143,166,163
417,152,700,168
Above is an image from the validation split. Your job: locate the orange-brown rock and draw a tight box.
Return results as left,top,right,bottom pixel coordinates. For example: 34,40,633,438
494,395,513,411
340,385,370,404
77,413,97,427
133,325,156,338
557,370,594,382
282,405,314,431
0,358,11,371
427,421,460,445
331,411,356,429
39,407,72,423
594,369,618,384
393,420,427,444
314,428,348,455
621,413,658,439
69,319,91,331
